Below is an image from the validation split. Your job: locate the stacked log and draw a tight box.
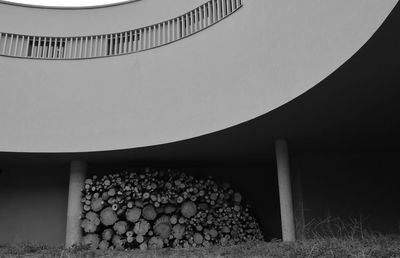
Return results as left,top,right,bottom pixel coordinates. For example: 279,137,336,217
81,169,263,250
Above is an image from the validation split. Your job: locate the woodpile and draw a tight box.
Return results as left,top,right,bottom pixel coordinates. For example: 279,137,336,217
81,169,263,250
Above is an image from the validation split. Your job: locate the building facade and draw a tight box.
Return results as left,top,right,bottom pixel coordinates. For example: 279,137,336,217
0,0,399,246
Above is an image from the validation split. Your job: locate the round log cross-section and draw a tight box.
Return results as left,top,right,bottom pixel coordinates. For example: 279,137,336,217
65,160,88,247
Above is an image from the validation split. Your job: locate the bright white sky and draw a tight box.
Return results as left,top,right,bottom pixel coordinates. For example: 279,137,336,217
5,0,129,7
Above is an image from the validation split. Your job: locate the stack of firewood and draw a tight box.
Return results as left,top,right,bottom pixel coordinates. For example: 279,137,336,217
80,168,263,250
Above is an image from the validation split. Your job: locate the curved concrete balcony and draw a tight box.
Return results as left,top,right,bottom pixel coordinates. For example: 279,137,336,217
0,0,243,59
0,0,397,153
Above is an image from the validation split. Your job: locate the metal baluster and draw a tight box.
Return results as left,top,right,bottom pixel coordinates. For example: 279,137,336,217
8,34,14,56
19,35,25,57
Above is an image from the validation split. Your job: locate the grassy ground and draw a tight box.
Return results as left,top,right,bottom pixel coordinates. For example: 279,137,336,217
1,235,400,258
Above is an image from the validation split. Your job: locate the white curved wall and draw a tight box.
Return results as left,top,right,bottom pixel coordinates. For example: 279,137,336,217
0,0,397,152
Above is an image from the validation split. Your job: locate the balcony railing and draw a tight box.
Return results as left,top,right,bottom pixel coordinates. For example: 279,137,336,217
0,0,242,60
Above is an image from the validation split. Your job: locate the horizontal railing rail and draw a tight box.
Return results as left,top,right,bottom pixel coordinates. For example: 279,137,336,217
0,0,242,60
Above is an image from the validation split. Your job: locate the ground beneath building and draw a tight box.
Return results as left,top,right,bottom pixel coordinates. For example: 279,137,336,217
1,235,400,258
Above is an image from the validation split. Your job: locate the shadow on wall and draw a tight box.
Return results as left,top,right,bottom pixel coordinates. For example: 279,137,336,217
0,163,281,246
0,166,70,245
296,152,400,235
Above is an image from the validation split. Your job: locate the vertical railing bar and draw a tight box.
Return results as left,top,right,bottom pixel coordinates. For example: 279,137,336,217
41,37,47,58
114,34,118,55
8,34,14,56
220,0,223,19
46,37,50,58
78,37,83,58
163,22,167,45
93,36,98,57
195,9,199,31
24,36,29,57
151,26,155,48
0,33,3,55
140,29,144,51
68,38,73,59
57,38,60,59
25,36,30,57
118,33,122,54
213,0,218,22
13,35,18,56
206,3,209,26
88,36,92,58
32,36,36,57
143,28,146,50
169,20,173,42
149,27,153,48
201,6,205,29
123,32,127,53
35,36,41,58
52,37,57,59
111,34,115,55
121,32,125,54
207,1,212,25
73,38,77,59
137,30,141,51
143,28,147,50
51,37,54,58
19,35,24,57
83,36,87,58
133,30,137,52
189,12,193,34
137,29,141,51
144,28,147,50
181,16,184,38
50,37,54,59
178,17,182,39
166,21,170,43
62,38,66,59
61,38,65,59
151,26,154,48
176,18,179,40
129,31,133,52
0,33,4,55
13,35,19,56
105,35,109,56
198,8,202,31
154,25,157,47
196,8,200,31
99,35,103,56
187,13,191,35
186,14,189,35
193,10,196,32
158,23,162,46
223,0,227,17
40,37,44,58
109,34,112,55
170,19,174,41
149,26,153,48
181,16,185,38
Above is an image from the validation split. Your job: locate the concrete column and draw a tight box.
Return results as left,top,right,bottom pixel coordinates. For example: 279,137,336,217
65,160,87,248
275,139,296,241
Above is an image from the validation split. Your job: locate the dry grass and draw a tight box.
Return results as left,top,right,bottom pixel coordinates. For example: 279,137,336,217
1,217,399,258
1,235,400,258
